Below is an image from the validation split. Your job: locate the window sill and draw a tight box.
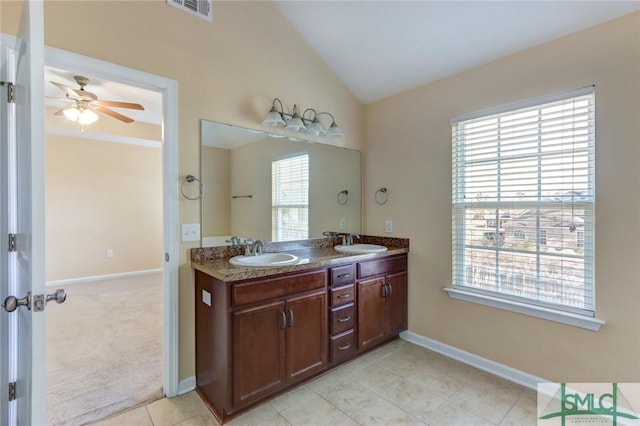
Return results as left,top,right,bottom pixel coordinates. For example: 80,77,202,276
443,287,605,331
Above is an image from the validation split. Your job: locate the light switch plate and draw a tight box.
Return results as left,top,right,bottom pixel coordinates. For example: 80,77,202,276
385,220,393,233
182,223,201,242
340,218,346,230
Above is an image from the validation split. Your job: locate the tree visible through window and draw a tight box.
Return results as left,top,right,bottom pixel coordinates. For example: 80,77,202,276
451,87,595,315
272,153,309,241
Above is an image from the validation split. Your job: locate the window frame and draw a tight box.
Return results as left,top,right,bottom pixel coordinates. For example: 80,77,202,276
271,152,309,242
446,86,604,331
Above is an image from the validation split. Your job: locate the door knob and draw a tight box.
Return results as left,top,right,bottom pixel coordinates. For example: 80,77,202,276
2,292,31,313
46,289,67,305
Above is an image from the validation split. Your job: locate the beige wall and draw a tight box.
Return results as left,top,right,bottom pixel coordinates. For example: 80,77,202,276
201,146,230,237
45,135,163,281
2,1,363,381
45,106,164,282
364,13,640,382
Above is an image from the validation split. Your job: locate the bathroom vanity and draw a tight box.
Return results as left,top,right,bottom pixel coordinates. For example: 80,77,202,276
191,237,408,423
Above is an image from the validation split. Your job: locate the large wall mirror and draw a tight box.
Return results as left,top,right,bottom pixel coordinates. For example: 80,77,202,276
200,120,362,246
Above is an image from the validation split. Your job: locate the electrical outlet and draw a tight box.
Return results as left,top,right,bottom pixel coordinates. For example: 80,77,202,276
182,223,201,242
340,218,346,230
385,220,393,233
106,249,114,258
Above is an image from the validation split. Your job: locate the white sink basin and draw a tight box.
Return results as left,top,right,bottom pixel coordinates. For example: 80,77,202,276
229,253,299,268
334,244,388,254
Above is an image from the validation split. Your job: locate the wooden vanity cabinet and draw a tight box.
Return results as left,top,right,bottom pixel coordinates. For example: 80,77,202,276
328,264,357,364
194,252,407,423
357,255,408,351
195,269,327,421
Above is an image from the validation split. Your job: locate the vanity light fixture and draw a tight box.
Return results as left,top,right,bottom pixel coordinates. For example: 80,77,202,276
262,98,344,138
285,105,307,132
262,98,286,127
317,111,344,138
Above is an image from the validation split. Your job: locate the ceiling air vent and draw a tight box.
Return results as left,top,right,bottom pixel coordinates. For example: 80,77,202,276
167,0,213,22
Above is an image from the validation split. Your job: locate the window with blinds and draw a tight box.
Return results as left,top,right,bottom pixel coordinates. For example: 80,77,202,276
272,153,309,241
451,86,595,316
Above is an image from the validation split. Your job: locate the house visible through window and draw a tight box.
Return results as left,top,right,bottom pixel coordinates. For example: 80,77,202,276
451,87,595,316
272,153,309,241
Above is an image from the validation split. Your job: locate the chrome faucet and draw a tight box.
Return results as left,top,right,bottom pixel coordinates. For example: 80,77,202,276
226,236,241,246
345,233,361,246
254,240,264,256
244,239,264,256
244,239,254,256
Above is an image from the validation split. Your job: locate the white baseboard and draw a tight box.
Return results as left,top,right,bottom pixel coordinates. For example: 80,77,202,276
400,330,546,391
46,268,163,287
177,376,196,395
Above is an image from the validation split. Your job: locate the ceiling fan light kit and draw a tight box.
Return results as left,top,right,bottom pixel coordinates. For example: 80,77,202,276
62,104,99,125
49,75,145,130
262,97,344,138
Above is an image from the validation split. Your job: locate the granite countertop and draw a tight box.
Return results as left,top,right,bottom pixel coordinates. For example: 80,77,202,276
191,236,409,282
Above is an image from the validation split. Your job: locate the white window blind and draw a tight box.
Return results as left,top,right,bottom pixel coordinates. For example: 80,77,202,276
451,87,595,316
272,153,309,241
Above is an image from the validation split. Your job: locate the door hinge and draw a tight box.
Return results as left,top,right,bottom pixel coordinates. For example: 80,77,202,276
8,233,16,252
0,81,15,103
8,382,16,401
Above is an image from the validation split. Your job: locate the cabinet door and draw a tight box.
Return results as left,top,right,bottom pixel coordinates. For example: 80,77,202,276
285,290,327,383
357,277,386,350
385,272,408,337
232,300,286,407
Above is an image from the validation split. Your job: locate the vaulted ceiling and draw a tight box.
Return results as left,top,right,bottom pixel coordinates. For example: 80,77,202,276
275,1,640,104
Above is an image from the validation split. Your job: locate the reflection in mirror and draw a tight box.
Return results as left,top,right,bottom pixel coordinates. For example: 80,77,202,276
200,120,361,246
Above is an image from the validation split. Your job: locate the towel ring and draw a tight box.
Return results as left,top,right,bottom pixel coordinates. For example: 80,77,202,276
337,190,349,206
181,175,204,200
375,187,388,205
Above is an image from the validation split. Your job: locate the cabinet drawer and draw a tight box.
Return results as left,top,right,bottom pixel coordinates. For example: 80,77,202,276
329,303,354,335
329,285,354,306
358,255,407,279
330,330,357,364
330,264,355,287
232,270,326,306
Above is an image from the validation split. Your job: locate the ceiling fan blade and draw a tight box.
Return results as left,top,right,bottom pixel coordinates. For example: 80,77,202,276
45,95,72,101
94,100,145,110
92,105,135,123
50,81,81,99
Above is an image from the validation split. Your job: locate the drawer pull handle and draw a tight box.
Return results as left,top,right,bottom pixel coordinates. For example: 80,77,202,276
337,273,351,279
337,316,351,323
337,293,351,299
338,343,351,351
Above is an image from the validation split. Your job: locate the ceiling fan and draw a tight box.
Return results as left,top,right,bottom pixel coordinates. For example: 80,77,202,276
49,75,145,125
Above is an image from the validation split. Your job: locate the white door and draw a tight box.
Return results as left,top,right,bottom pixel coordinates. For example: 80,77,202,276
1,0,46,424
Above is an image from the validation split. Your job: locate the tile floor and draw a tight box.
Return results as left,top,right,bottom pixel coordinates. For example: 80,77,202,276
92,339,538,426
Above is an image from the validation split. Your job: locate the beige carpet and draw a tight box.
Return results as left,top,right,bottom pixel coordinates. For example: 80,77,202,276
45,273,164,425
